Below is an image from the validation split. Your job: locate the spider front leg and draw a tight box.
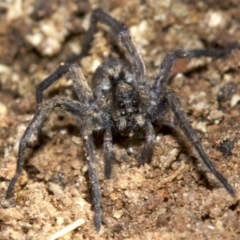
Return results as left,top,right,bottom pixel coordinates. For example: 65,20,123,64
5,97,86,199
137,120,155,165
5,96,103,231
103,127,114,179
36,61,93,139
164,90,235,196
82,132,102,232
35,62,74,139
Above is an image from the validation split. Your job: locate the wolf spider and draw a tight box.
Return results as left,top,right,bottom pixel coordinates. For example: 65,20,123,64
6,8,237,231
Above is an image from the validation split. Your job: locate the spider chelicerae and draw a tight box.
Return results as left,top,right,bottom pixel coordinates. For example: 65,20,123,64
5,8,237,231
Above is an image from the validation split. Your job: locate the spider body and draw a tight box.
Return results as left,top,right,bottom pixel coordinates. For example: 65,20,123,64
93,59,146,136
5,8,238,232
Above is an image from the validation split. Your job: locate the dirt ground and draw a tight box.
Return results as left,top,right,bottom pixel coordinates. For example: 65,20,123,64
0,0,240,239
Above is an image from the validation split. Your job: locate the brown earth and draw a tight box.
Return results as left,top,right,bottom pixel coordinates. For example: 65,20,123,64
0,0,240,239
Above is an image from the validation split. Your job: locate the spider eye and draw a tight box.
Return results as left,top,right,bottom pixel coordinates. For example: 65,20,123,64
118,101,125,109
121,111,126,116
132,99,139,107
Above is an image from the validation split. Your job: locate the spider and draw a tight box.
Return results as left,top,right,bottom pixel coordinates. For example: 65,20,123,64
5,8,237,232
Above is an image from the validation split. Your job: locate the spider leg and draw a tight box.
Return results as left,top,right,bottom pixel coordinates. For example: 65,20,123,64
137,120,155,165
67,64,94,103
6,96,103,231
36,63,74,139
37,62,94,138
151,46,240,96
92,8,147,84
66,64,105,230
82,132,102,232
36,9,98,105
5,97,88,199
103,127,114,179
36,63,73,105
164,90,235,196
36,58,91,108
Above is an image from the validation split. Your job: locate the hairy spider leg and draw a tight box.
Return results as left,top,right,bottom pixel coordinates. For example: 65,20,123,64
164,90,235,196
68,64,94,103
66,65,109,231
5,96,103,231
7,65,106,231
82,133,102,232
137,120,155,165
151,46,240,96
92,8,147,84
150,47,239,196
5,97,84,197
69,64,115,183
103,127,114,179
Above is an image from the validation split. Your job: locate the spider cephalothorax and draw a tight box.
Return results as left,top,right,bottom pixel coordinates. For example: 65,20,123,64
93,59,147,136
113,81,145,133
6,8,237,232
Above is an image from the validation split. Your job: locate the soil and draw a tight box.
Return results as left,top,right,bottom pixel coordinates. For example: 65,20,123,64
0,0,240,239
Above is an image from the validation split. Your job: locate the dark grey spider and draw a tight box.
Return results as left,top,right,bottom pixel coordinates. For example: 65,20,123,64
6,8,237,232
